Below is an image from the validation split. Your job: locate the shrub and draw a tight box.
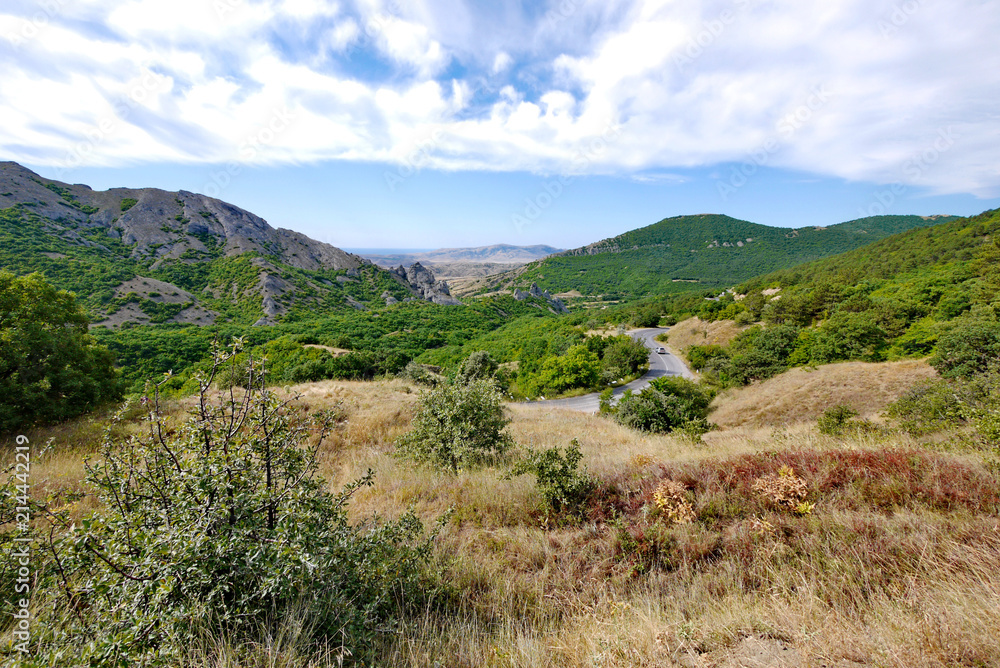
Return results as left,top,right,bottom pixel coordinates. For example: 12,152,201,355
32,346,434,666
598,387,615,414
611,378,714,435
396,378,514,473
810,312,889,363
930,313,1000,379
530,344,600,396
598,336,649,383
506,439,594,514
400,360,440,386
652,479,695,524
120,197,138,212
751,465,812,514
722,324,800,385
886,379,965,436
817,404,860,436
455,350,500,386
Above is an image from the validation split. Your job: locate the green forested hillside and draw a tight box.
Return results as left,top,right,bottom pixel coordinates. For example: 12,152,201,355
483,213,953,299
678,208,1000,387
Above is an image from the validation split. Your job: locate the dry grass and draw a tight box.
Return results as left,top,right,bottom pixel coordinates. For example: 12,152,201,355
710,359,939,429
667,317,745,351
14,373,1000,667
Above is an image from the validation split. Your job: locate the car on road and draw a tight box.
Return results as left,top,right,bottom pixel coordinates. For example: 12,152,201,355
655,347,666,354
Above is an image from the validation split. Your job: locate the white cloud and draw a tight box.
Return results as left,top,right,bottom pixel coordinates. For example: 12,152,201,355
492,51,512,74
1,0,998,197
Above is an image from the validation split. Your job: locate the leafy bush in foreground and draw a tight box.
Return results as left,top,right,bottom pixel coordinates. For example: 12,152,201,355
25,346,434,666
396,378,514,473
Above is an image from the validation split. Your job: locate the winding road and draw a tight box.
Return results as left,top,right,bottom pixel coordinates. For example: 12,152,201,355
521,327,694,414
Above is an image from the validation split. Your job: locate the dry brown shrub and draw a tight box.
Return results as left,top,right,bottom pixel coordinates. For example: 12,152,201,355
652,479,696,524
751,465,809,513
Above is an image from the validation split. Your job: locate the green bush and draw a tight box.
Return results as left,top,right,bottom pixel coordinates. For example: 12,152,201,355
598,336,649,384
817,404,860,436
0,272,121,433
120,197,138,211
529,344,600,396
886,379,965,436
28,347,434,666
506,439,594,514
396,378,514,473
611,377,714,434
455,350,500,386
400,360,440,386
722,325,800,385
930,313,1000,379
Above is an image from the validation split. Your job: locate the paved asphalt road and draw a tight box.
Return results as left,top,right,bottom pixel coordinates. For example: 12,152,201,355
521,328,694,414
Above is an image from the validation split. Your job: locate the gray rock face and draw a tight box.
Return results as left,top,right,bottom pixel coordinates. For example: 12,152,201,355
512,282,569,313
390,262,462,306
0,162,365,272
0,162,468,320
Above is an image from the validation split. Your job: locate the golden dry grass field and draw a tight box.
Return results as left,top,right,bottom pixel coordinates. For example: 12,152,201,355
4,366,999,667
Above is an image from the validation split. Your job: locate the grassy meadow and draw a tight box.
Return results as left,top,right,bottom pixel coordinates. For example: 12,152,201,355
5,357,998,667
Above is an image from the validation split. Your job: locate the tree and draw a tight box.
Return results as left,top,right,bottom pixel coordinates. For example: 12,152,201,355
34,345,433,665
455,350,500,385
396,378,514,473
532,344,600,395
930,312,1000,378
599,336,649,384
0,272,121,433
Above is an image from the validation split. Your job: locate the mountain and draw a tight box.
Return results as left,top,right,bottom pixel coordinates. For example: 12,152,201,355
464,213,957,300
362,244,562,266
0,162,458,326
736,208,1000,318
361,244,564,289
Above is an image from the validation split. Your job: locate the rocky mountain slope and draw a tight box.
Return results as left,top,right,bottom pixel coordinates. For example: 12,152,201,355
0,162,460,326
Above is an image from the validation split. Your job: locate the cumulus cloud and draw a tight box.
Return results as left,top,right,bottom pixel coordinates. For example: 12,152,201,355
0,0,997,196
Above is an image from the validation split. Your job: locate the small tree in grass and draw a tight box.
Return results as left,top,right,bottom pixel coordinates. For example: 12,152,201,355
397,378,514,474
28,341,435,667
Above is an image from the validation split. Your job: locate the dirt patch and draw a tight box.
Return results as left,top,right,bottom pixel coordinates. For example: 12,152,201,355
303,344,352,357
710,359,937,429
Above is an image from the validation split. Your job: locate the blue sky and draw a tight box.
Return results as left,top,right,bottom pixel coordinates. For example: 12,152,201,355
3,0,999,249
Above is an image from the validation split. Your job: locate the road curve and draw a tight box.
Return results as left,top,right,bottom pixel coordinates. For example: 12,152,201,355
520,327,694,414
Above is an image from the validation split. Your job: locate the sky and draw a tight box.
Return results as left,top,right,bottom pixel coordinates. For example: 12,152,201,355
2,0,999,250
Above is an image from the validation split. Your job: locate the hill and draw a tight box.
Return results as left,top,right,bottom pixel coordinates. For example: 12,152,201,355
0,162,458,327
466,213,955,300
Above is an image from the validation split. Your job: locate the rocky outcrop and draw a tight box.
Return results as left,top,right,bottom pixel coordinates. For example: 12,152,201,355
512,282,569,313
390,262,462,306
0,162,366,272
